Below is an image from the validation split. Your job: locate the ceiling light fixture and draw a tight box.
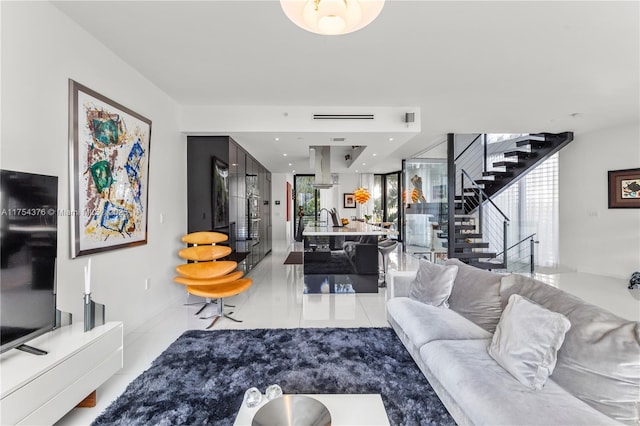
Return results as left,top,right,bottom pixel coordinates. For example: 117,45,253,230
280,0,385,36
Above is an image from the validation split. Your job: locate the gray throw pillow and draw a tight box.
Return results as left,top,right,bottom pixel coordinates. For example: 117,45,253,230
488,294,571,390
500,273,640,423
409,259,458,308
446,258,503,333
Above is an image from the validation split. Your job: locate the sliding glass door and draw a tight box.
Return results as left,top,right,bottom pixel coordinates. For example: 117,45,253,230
294,175,322,237
373,171,402,241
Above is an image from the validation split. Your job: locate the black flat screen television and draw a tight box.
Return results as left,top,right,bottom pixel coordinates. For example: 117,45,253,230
1,169,58,354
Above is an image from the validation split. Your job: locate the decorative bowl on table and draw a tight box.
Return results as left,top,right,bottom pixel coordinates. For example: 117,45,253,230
252,395,331,426
341,218,349,225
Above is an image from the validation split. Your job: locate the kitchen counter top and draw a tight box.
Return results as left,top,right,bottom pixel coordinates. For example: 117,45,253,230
303,221,390,236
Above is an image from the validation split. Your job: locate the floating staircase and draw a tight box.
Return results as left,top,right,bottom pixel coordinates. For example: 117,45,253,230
456,132,573,213
440,215,504,270
443,132,573,270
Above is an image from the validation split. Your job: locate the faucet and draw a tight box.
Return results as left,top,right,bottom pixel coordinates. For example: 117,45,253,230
318,208,331,226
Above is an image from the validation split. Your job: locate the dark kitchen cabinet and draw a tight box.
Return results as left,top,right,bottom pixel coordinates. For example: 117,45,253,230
186,136,272,272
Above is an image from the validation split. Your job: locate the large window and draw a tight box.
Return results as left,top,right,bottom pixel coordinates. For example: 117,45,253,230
372,171,402,239
492,154,559,267
294,175,322,235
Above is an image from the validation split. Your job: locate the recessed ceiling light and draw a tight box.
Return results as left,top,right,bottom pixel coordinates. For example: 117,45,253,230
362,162,366,166
389,138,394,141
288,163,292,166
372,153,377,157
355,170,359,173
292,170,295,173
274,137,280,141
283,153,287,157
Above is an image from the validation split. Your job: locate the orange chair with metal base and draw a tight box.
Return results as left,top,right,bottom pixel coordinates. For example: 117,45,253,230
174,231,253,328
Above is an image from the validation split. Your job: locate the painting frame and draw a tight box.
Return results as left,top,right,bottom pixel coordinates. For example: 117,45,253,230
344,193,356,208
608,168,640,209
69,79,152,258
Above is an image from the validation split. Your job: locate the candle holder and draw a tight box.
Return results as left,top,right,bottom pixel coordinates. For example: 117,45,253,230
55,309,73,328
83,293,105,332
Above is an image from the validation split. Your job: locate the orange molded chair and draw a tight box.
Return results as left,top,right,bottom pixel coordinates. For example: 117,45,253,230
174,231,252,328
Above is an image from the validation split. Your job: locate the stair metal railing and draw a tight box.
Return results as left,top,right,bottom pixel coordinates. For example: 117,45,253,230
454,134,485,195
496,233,539,274
458,169,510,268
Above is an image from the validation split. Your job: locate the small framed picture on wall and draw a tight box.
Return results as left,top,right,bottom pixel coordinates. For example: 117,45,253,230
344,193,356,208
608,168,640,208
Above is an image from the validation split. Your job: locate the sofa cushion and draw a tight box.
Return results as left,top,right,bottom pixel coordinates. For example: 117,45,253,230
489,294,571,390
501,274,640,425
409,259,457,308
421,339,622,425
387,297,491,348
446,258,503,333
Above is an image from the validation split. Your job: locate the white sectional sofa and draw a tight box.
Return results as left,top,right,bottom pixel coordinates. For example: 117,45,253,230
386,259,640,426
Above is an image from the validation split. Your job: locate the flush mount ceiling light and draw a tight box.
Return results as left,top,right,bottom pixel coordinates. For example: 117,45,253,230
280,0,385,35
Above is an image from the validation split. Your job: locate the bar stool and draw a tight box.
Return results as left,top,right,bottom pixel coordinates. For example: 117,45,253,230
378,239,398,287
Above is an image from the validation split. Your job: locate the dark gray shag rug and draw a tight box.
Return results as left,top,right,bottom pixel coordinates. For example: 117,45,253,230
93,328,454,426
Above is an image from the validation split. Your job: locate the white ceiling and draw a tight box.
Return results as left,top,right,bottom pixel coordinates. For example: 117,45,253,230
52,0,639,174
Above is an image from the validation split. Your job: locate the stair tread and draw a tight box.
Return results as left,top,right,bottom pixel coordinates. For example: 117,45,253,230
482,171,513,177
455,224,476,230
453,233,483,239
454,242,490,248
504,150,537,158
466,261,506,270
492,161,524,168
454,216,474,222
516,139,551,148
455,252,497,259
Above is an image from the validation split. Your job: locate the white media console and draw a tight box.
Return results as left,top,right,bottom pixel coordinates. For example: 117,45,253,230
0,321,123,425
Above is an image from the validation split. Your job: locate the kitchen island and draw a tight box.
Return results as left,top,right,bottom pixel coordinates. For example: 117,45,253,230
302,222,390,294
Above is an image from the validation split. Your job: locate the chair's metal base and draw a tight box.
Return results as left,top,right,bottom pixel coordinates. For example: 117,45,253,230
200,298,242,328
192,298,235,316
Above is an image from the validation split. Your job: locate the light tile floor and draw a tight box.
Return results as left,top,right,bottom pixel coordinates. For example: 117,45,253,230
55,242,639,425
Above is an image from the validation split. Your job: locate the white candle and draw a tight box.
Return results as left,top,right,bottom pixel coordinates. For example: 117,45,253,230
84,261,91,295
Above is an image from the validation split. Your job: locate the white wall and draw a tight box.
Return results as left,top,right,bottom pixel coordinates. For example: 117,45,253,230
559,123,640,278
1,2,187,332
